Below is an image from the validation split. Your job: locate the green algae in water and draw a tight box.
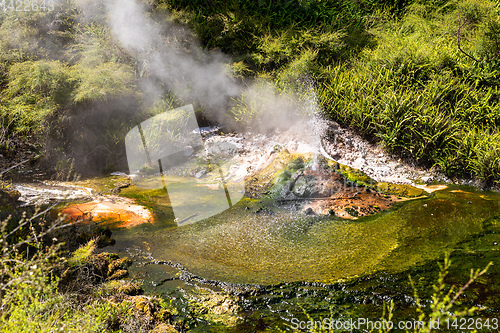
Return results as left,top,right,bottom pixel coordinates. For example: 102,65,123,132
101,185,500,332
120,175,244,226
111,186,500,285
331,161,376,188
326,160,426,197
376,182,427,198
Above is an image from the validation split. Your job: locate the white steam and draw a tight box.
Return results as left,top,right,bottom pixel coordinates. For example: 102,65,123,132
106,0,240,113
74,0,322,146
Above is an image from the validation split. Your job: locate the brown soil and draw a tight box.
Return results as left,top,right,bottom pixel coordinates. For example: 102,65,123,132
298,169,399,219
303,189,397,219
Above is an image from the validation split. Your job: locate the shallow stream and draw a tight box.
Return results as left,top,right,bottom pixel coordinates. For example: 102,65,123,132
13,130,500,331
99,183,500,331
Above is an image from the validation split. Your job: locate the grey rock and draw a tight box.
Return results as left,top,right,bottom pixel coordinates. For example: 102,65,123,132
195,169,208,179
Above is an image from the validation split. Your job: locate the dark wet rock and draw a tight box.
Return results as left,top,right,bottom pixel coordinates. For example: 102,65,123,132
0,188,21,209
77,226,116,249
280,180,296,198
94,226,112,238
304,207,315,215
93,226,116,247
293,175,319,198
111,181,131,194
255,207,274,215
96,235,116,248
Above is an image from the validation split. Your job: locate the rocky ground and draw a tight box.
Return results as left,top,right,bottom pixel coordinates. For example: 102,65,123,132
320,120,448,185
195,122,447,188
320,119,500,191
9,124,436,221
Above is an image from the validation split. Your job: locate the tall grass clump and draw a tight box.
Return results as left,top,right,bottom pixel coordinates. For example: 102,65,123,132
0,8,140,174
158,0,404,72
319,0,500,182
0,60,73,136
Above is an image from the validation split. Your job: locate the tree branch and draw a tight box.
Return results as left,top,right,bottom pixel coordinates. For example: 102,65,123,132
457,14,480,63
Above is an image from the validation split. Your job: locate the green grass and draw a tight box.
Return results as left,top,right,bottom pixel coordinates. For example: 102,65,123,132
157,0,500,182
0,6,139,172
0,0,499,181
317,0,500,181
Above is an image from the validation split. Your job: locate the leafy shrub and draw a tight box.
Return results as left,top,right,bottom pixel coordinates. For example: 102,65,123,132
71,62,137,103
0,60,73,135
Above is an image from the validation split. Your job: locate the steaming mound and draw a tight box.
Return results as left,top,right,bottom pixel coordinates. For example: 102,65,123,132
244,148,414,219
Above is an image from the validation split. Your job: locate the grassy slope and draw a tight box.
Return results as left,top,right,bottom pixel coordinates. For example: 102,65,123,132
0,0,499,181
161,0,500,183
0,5,140,174
318,0,500,182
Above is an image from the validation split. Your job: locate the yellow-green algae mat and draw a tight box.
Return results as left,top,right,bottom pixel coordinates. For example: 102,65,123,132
109,184,500,285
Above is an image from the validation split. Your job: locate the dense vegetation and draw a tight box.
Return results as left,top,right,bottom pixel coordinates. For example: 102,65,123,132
319,0,500,181
0,0,499,181
160,0,500,182
0,221,196,332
